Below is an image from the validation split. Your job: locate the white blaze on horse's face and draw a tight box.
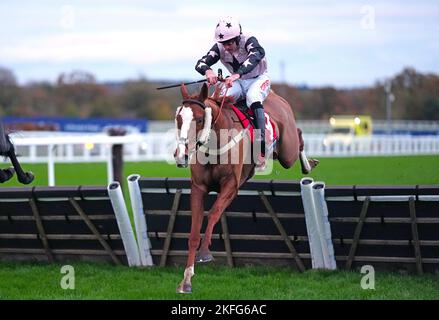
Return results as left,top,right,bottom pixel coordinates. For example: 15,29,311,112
174,106,193,167
198,107,212,145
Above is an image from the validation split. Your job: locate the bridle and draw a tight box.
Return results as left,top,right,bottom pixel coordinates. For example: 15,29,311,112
176,86,248,159
176,99,211,159
176,99,212,159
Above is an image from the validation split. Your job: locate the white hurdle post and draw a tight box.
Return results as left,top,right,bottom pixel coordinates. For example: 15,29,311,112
300,178,337,270
108,181,141,267
312,182,337,270
300,178,325,269
127,174,154,266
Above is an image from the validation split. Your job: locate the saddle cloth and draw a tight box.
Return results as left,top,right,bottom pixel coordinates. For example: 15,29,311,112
230,105,277,145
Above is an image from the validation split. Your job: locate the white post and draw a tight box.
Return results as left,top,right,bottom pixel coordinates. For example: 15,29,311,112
127,174,154,266
66,144,74,162
106,144,114,185
107,181,141,267
312,182,337,270
47,144,55,186
30,145,37,162
300,178,325,269
84,143,91,160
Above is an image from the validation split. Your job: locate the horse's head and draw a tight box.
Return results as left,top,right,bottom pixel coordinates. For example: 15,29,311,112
174,83,213,167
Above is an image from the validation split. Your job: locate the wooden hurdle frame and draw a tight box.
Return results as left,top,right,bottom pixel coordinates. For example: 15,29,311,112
0,185,134,265
130,177,439,274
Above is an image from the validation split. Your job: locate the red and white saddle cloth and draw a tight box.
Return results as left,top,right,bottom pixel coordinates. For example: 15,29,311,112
197,105,277,162
230,105,277,147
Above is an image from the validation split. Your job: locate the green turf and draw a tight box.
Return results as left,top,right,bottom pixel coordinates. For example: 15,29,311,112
0,262,438,300
1,155,438,187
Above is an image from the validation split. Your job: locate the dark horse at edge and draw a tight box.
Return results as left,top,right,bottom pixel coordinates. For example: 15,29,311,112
0,120,34,184
174,83,318,293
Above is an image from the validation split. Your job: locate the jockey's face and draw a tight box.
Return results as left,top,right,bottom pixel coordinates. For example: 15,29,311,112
221,38,238,53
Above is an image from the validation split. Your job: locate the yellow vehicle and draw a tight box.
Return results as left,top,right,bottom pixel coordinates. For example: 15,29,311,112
323,115,373,147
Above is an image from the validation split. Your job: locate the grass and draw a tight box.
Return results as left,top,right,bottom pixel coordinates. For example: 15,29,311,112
1,155,439,187
0,262,438,300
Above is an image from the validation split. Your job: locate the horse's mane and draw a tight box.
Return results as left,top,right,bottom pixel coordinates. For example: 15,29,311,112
183,84,236,109
205,85,235,109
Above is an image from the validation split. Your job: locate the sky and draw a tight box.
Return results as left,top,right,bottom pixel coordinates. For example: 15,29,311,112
1,0,438,87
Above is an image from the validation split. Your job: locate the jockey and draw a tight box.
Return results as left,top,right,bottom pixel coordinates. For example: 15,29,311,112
195,16,270,162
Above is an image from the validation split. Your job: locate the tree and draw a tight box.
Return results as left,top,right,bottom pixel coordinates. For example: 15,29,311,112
55,70,109,117
0,67,20,115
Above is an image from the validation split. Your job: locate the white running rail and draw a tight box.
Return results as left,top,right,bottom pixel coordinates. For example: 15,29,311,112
2,132,439,186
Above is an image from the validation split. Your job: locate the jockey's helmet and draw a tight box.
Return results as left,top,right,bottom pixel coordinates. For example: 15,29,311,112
214,17,242,43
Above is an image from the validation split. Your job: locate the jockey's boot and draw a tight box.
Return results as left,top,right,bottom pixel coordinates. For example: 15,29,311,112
251,102,266,167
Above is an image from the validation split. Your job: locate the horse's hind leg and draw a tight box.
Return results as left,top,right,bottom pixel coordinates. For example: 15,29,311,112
297,128,319,174
275,137,298,169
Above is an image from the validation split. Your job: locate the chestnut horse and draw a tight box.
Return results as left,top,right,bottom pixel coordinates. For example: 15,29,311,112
174,83,318,293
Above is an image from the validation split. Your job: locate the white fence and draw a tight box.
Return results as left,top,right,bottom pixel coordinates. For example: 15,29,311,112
303,134,439,157
2,132,439,186
149,120,439,134
5,132,175,186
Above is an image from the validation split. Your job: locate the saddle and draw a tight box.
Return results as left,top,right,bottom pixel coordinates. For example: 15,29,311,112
230,102,277,146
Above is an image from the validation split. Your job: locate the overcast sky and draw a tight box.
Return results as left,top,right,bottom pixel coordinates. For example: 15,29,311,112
1,0,438,87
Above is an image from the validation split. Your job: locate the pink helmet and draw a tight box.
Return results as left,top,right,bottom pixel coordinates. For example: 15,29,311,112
214,17,242,42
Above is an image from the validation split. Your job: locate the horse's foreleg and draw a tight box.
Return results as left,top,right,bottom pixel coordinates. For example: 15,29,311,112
177,184,206,294
7,148,34,184
0,167,14,183
197,181,238,263
0,124,34,184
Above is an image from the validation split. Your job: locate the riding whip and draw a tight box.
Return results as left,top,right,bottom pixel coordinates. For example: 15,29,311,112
156,79,207,90
156,69,224,90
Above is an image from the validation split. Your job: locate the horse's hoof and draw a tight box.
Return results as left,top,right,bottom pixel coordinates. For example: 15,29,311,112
196,251,214,263
18,172,34,185
176,283,192,294
302,159,319,174
309,159,319,169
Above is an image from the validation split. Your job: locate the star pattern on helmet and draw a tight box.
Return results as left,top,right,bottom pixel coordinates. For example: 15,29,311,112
219,33,224,40
208,50,218,58
243,59,252,68
226,22,232,28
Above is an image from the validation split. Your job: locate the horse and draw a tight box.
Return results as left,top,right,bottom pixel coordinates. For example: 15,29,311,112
0,121,34,184
174,82,318,293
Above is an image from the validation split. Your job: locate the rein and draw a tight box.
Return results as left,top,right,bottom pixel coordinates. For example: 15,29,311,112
212,86,229,127
179,85,245,157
